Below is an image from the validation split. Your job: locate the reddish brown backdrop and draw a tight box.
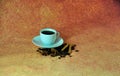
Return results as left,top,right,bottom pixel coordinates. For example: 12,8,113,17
0,0,120,76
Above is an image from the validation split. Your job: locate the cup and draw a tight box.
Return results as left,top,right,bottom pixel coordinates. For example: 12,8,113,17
40,28,59,45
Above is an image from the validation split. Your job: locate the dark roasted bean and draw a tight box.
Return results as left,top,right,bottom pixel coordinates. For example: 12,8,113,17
36,43,77,59
36,50,39,52
75,50,79,52
58,57,61,59
69,55,72,57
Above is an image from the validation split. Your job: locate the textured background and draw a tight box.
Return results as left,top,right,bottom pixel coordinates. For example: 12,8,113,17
0,0,120,76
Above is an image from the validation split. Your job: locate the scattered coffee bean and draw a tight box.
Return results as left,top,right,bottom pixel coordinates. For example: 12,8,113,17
58,57,61,59
71,44,76,50
75,50,79,52
36,50,39,52
36,43,78,59
69,55,72,57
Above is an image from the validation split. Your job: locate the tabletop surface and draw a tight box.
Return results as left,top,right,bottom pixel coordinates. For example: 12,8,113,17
0,0,120,76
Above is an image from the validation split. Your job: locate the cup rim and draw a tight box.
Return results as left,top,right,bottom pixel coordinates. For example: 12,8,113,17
40,28,57,35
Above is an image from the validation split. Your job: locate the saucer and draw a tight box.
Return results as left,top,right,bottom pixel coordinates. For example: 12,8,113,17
32,35,64,48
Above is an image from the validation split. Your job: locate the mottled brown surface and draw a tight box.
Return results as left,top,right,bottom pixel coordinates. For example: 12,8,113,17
0,0,120,76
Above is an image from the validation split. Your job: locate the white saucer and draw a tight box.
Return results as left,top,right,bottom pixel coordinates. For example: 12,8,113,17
32,35,64,48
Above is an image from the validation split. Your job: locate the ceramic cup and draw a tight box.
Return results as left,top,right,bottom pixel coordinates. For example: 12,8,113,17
40,28,59,45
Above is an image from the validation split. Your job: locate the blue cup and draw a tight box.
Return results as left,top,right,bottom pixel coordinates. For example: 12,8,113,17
40,28,59,45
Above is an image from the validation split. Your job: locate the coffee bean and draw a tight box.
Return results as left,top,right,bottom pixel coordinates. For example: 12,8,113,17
71,44,76,50
58,57,61,59
36,43,78,59
69,55,72,57
75,50,79,52
51,54,55,57
36,50,39,52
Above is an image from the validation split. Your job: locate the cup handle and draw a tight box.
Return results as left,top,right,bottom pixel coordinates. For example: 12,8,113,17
56,32,60,39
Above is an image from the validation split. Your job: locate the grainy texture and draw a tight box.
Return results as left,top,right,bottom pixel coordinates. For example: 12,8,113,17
0,0,120,76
